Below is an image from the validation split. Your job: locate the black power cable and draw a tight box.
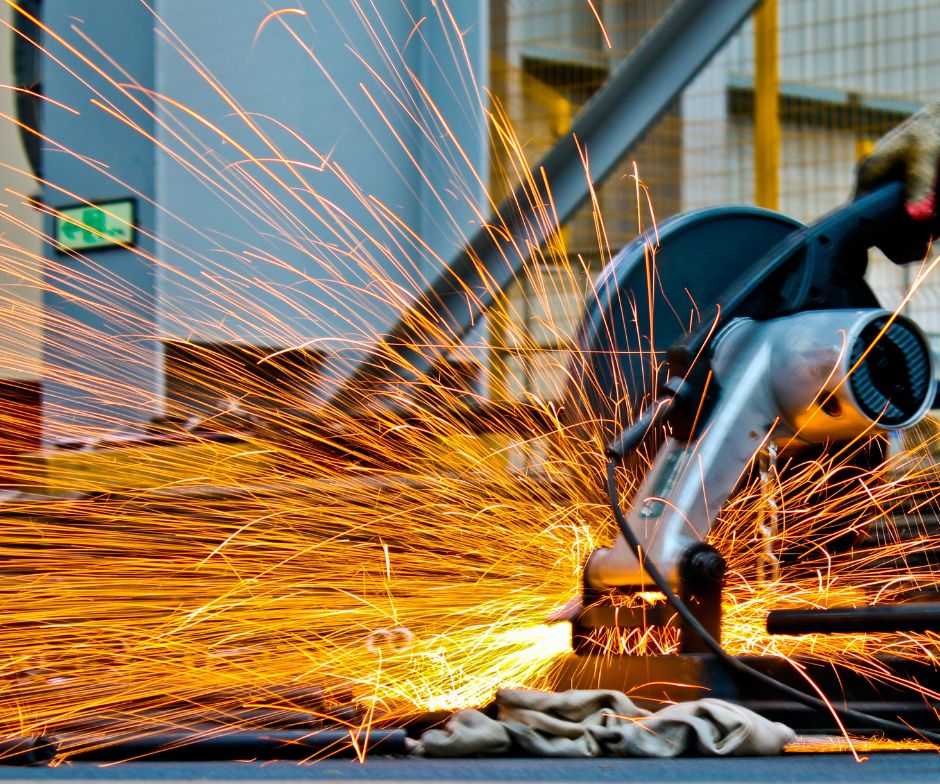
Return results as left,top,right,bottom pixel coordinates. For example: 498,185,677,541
604,445,940,744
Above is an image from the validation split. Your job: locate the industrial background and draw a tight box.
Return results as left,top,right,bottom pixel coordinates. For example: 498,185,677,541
1,0,939,457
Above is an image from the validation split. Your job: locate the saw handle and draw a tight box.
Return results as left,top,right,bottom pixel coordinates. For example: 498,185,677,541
669,180,936,377
824,179,937,267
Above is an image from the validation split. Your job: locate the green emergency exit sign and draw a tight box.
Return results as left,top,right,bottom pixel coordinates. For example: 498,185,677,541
54,199,136,252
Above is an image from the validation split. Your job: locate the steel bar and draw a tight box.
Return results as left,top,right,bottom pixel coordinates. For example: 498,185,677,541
66,728,408,762
766,604,940,635
0,737,57,767
326,0,762,409
754,0,780,209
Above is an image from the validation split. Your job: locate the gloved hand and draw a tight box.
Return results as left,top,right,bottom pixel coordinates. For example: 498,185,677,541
855,102,940,220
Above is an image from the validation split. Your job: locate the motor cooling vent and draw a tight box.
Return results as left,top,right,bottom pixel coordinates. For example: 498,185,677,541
849,316,933,426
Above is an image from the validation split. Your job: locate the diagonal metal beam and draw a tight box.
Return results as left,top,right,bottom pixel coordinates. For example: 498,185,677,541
328,0,761,408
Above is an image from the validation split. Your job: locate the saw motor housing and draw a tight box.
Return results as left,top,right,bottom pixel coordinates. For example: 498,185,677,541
575,309,935,652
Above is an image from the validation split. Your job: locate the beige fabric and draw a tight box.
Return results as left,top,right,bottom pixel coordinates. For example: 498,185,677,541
419,689,795,758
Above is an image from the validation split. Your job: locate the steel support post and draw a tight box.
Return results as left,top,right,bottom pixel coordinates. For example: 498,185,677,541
754,0,780,210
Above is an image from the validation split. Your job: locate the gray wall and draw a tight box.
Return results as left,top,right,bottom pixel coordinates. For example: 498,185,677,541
153,0,488,353
40,1,488,437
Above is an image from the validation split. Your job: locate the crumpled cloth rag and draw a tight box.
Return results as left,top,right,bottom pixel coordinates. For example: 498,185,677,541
416,689,795,758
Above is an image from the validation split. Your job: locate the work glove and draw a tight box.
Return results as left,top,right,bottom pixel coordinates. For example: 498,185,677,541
855,102,940,220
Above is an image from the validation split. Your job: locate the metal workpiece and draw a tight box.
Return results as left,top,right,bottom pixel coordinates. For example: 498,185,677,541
64,729,407,763
766,603,940,635
584,309,935,593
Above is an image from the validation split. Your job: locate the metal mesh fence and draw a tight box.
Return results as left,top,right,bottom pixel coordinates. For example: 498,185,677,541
488,0,940,401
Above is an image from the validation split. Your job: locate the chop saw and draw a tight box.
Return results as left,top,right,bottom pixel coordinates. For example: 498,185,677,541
550,181,940,736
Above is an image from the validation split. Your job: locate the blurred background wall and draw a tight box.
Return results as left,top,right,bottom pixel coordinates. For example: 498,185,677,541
11,1,940,439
